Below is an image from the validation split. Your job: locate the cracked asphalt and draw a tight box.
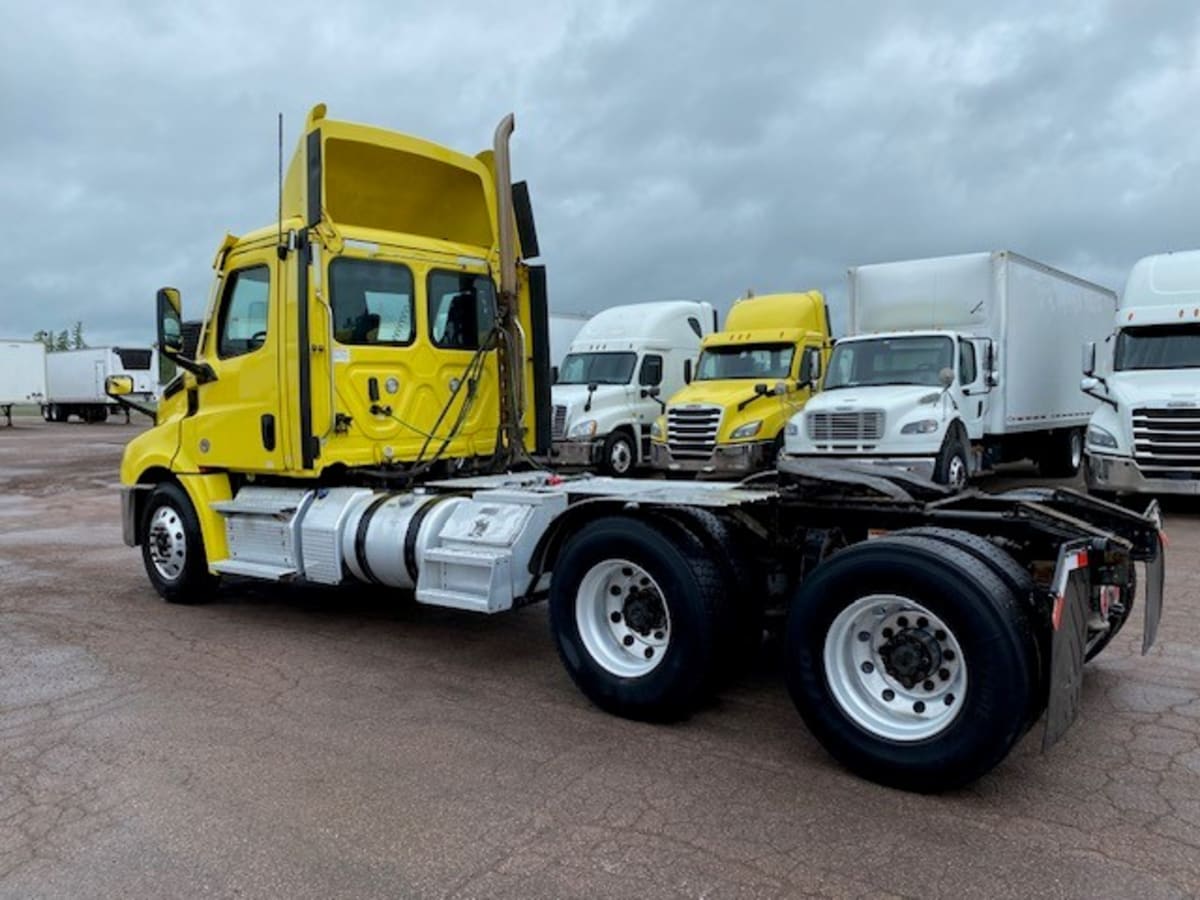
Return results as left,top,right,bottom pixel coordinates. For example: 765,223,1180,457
1,417,1198,899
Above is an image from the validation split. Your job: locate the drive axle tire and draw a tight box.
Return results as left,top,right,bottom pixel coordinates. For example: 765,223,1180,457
549,516,723,721
140,482,218,604
599,431,636,477
1039,428,1084,478
784,536,1037,792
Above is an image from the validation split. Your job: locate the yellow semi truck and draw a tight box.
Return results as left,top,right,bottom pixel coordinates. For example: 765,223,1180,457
649,292,831,475
111,105,1164,793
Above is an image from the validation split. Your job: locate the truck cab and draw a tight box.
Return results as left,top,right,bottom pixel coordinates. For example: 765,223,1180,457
551,300,715,475
1083,249,1200,497
650,292,830,475
784,330,992,487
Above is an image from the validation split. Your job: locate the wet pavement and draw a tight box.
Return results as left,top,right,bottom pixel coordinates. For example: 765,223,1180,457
1,417,1198,899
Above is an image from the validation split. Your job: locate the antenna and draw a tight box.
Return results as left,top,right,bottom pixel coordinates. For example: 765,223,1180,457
276,112,284,257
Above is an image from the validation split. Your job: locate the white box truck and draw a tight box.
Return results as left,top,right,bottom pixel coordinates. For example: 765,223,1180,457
43,346,158,423
784,251,1116,487
551,300,716,475
0,340,48,426
1082,249,1200,497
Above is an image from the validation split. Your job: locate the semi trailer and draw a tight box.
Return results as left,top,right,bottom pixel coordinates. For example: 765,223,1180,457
44,346,157,423
783,252,1116,488
113,105,1164,793
0,340,48,426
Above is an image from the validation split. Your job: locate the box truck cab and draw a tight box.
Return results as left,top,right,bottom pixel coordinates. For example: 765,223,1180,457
1083,249,1200,497
650,291,830,475
784,252,1115,488
551,300,715,475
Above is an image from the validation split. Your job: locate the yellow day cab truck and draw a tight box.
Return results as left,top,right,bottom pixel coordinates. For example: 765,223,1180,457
649,291,830,475
111,105,1165,794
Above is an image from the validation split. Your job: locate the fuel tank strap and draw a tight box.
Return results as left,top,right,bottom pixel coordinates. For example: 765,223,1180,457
354,494,392,585
404,494,456,584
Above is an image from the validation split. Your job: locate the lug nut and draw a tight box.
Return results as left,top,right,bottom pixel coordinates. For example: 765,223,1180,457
944,650,956,661
622,567,633,577
858,630,870,642
882,689,895,702
923,680,935,691
653,630,664,640
644,647,654,659
913,701,926,714
939,668,950,681
640,577,649,586
882,627,894,639
944,694,955,706
610,586,621,596
861,661,874,674
897,616,909,628
610,611,622,623
934,629,946,641
623,635,634,647
916,617,928,629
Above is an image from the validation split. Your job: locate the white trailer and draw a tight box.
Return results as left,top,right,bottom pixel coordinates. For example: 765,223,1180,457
548,312,589,371
784,251,1116,486
44,346,158,423
0,340,48,426
551,300,715,475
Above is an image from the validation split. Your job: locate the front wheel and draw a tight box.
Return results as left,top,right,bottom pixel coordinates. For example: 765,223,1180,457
599,431,636,477
140,482,218,604
933,433,969,490
1039,428,1084,478
784,536,1038,792
549,516,723,721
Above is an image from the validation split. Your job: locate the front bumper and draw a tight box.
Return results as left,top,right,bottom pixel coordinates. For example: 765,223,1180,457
650,440,772,475
551,438,600,468
1085,452,1200,496
781,453,937,481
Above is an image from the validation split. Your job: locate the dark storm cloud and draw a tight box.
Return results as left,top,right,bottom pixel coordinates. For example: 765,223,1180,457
1,0,1197,345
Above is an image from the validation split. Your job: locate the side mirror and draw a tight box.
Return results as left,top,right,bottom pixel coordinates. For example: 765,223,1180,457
648,385,661,398
683,359,692,384
806,347,822,387
987,370,1000,387
550,365,559,383
938,367,955,387
157,287,184,357
1082,341,1096,376
773,381,788,396
105,375,134,396
1080,376,1100,393
754,382,769,396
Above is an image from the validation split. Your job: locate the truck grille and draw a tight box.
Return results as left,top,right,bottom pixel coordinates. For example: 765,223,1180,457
807,410,884,450
551,404,567,439
1133,407,1200,475
667,405,722,458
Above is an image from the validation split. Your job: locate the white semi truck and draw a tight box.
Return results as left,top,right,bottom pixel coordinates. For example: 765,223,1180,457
784,252,1116,487
44,346,158,423
0,340,48,426
551,301,715,475
1082,249,1200,497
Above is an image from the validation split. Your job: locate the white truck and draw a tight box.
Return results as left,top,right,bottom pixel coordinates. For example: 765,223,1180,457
0,340,48,426
44,346,158,423
550,300,715,475
784,251,1116,487
1082,249,1200,497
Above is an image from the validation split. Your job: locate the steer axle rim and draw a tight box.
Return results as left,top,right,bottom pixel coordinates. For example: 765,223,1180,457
824,593,967,742
576,558,671,678
147,505,187,582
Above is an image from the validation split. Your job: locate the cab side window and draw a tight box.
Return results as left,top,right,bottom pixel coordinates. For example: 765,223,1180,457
959,341,977,385
217,265,270,359
799,344,820,384
428,270,497,351
639,354,663,386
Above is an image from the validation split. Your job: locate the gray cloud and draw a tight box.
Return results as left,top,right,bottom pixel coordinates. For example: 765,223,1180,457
1,0,1197,345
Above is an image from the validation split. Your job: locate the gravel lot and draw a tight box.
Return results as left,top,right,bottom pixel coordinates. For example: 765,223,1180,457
1,417,1197,899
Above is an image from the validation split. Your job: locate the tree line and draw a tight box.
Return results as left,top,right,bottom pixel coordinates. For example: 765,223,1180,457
32,322,86,352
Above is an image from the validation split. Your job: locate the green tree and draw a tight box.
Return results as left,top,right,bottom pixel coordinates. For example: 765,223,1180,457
32,329,53,350
70,321,86,349
54,330,69,351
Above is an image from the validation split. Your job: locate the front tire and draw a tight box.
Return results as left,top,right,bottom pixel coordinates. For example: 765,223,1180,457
549,516,723,721
599,430,636,477
784,536,1037,792
933,432,969,490
140,482,218,604
1039,428,1084,478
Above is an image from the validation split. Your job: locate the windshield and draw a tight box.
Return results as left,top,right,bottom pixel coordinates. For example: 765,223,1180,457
557,352,637,385
696,343,794,380
1115,326,1200,370
824,335,954,389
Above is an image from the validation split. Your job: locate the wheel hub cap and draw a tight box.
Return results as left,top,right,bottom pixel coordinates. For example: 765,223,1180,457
575,559,671,677
147,506,187,581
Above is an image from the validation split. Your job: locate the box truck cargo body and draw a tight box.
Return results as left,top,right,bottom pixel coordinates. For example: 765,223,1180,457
784,251,1116,486
44,346,157,423
0,340,48,425
1082,249,1200,496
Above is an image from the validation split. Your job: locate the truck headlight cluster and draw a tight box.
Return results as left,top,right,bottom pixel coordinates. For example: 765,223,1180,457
900,418,939,435
730,420,762,440
569,419,598,438
1087,424,1119,450
785,421,799,436
650,419,663,439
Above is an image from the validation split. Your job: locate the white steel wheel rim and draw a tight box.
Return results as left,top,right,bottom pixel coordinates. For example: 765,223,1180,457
610,438,633,474
576,559,671,677
1069,431,1083,469
947,454,967,489
147,505,188,582
823,593,967,742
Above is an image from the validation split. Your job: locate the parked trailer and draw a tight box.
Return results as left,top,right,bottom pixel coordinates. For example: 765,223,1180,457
119,104,1165,792
44,346,157,423
0,340,47,426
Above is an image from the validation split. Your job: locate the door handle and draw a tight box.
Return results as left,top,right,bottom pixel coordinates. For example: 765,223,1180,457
261,414,276,451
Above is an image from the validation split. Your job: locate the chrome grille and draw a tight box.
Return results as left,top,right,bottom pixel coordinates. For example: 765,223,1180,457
667,405,722,458
551,404,567,439
1133,407,1200,474
807,410,885,448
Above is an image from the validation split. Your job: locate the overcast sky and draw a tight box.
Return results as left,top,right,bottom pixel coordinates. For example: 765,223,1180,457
2,0,1197,346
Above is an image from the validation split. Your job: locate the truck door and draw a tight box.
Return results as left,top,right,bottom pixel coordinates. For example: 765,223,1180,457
958,338,989,440
180,251,285,472
635,353,664,457
94,360,106,400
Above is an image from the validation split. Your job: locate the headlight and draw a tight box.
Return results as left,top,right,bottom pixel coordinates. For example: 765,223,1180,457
650,418,664,439
569,419,598,438
1087,424,1118,449
900,418,939,435
730,420,762,440
785,421,799,436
